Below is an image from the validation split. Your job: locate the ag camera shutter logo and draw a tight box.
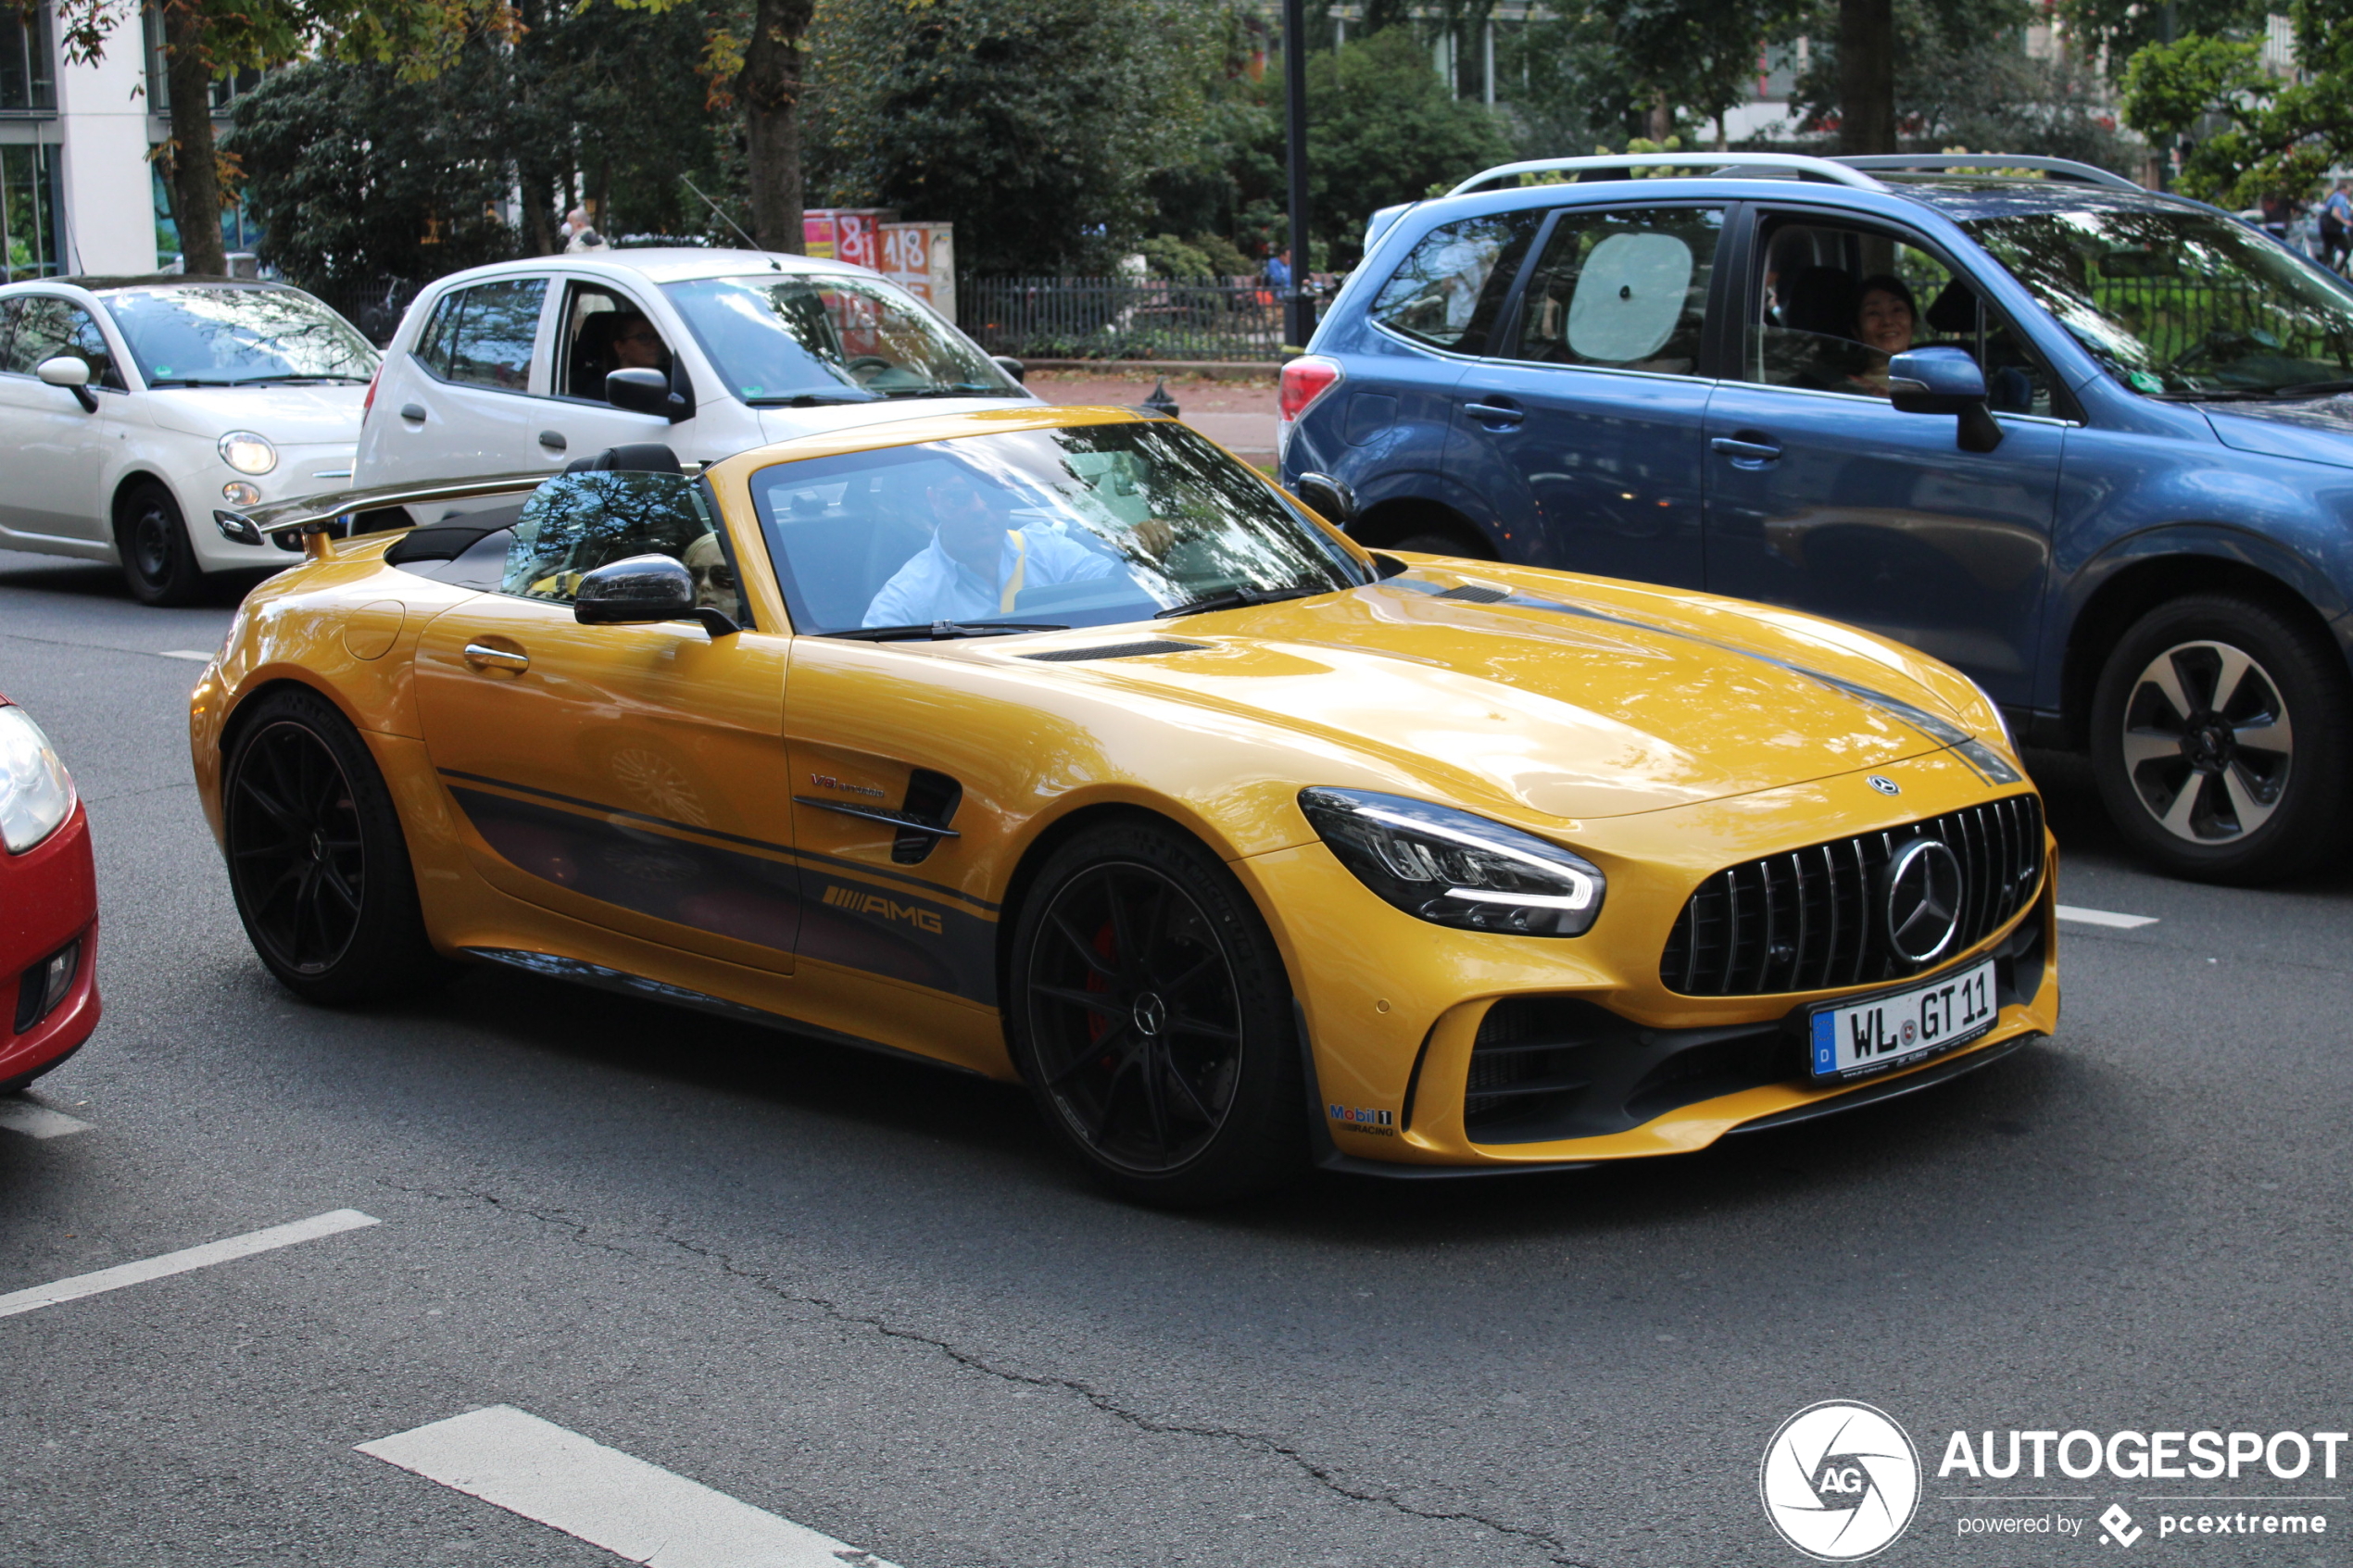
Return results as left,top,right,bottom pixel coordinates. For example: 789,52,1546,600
1760,1400,1921,1561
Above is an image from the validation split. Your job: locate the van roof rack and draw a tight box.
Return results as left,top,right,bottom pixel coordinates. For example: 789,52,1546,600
1829,154,2142,191
1448,153,1887,197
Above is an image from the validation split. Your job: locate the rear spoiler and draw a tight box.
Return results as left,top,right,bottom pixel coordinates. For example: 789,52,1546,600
214,472,552,560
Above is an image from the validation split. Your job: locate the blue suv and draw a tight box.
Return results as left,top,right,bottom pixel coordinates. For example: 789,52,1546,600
1282,152,2353,884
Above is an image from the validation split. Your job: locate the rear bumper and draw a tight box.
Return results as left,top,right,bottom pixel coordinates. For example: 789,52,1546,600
1,803,101,1086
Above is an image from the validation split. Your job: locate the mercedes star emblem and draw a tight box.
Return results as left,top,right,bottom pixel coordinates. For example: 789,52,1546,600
1881,838,1964,966
1867,775,1900,796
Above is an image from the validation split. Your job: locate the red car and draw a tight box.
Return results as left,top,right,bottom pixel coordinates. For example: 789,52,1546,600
1,695,97,1092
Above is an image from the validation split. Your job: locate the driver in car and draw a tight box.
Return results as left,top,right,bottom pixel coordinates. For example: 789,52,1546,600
862,467,1116,627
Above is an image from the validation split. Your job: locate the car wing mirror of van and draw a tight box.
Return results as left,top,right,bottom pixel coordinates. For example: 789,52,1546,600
36,356,96,413
1887,346,2003,453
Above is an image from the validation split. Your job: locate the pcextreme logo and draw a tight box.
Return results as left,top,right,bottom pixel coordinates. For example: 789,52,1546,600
822,884,943,934
1760,1400,1922,1562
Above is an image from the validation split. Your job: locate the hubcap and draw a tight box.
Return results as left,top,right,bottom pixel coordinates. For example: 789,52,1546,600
132,504,175,582
1026,862,1243,1174
2119,639,2293,843
227,721,367,975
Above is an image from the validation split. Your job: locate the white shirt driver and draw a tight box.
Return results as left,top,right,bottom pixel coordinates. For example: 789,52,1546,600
862,521,1118,627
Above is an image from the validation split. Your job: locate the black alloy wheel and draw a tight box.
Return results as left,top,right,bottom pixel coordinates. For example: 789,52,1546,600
114,481,206,606
222,688,447,1003
1009,819,1303,1204
2091,594,2352,884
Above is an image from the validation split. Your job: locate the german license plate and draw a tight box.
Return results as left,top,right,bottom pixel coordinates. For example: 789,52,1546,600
1807,959,1997,1081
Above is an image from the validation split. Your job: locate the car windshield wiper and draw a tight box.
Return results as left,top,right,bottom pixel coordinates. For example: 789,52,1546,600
742,391,881,407
879,383,1027,399
824,621,1070,642
1152,584,1335,620
2269,379,2353,398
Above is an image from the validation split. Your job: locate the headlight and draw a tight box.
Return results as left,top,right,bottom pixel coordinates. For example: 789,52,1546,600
1298,787,1604,936
0,705,76,854
218,431,278,475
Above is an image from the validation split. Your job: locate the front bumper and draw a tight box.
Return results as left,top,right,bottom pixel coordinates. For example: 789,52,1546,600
1235,748,2059,1170
1,801,101,1087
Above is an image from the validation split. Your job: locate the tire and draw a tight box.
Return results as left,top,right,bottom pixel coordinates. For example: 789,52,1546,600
2089,593,2353,884
114,481,207,607
221,686,448,1003
1006,817,1304,1205
1388,526,1496,561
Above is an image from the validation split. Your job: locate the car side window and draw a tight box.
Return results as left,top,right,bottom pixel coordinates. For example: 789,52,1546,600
0,298,18,369
553,283,673,402
5,295,123,387
1367,210,1543,356
413,278,547,392
501,470,746,626
1505,206,1723,375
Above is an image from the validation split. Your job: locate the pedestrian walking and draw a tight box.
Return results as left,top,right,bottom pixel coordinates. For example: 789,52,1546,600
2322,181,2353,272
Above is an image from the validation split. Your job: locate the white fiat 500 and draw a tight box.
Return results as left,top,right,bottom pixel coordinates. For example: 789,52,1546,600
0,277,378,604
353,248,1038,499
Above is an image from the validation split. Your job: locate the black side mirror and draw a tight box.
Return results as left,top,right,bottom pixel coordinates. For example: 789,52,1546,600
1888,346,2004,453
573,553,736,635
1294,471,1358,525
606,365,696,424
991,355,1026,384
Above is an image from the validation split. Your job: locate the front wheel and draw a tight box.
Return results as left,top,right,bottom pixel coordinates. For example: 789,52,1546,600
221,686,448,1003
2089,594,2352,884
1006,818,1303,1205
114,482,207,607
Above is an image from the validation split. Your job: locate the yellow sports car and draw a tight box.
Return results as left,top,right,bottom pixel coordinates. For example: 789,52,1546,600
190,408,2057,1202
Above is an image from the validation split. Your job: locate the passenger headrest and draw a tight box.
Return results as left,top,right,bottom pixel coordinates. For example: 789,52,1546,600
564,443,685,475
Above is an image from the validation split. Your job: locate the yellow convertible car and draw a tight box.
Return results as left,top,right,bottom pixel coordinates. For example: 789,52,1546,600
190,408,2056,1202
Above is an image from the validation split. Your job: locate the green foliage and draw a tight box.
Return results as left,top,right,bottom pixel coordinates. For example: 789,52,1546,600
2053,0,2264,86
1136,233,1218,279
2119,0,2353,206
1509,0,1800,150
803,0,1215,273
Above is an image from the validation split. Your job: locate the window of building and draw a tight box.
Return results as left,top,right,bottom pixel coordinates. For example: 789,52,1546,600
0,7,56,113
2,144,60,280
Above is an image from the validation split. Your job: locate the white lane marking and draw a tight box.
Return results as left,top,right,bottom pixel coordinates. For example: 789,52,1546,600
2056,904,2159,929
359,1405,902,1568
0,1209,378,1319
155,649,214,662
0,1099,91,1139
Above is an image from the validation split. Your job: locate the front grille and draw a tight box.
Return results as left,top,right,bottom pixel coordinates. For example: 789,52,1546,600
1658,794,2044,997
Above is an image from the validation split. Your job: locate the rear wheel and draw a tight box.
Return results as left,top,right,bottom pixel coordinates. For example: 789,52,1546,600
114,481,206,607
1387,524,1495,560
1007,819,1303,1205
2089,594,2352,884
222,687,447,1003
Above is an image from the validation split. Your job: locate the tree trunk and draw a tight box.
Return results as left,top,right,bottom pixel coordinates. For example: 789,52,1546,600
1837,0,1896,156
741,0,815,254
163,2,227,275
1648,89,1672,143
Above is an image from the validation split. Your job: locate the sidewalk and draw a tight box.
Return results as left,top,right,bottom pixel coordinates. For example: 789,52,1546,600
1030,370,1277,464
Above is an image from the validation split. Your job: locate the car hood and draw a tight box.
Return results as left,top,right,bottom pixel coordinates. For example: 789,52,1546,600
141,383,367,444
756,394,1044,444
984,571,1993,822
2200,395,2353,470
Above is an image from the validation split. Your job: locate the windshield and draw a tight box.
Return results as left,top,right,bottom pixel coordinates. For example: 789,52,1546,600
99,285,378,385
662,273,1023,407
1964,206,2353,397
751,420,1369,634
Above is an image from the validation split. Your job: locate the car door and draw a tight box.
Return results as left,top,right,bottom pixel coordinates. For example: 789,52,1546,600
410,467,799,973
0,295,122,544
525,278,685,468
1702,209,2068,706
1444,202,1728,586
372,275,552,484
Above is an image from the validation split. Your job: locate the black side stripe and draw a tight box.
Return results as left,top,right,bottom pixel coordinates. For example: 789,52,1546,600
434,766,1002,912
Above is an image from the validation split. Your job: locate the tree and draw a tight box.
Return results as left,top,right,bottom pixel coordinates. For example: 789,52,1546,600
26,0,499,276
803,0,1215,273
1510,0,1799,153
2118,1,2353,207
1837,0,1894,154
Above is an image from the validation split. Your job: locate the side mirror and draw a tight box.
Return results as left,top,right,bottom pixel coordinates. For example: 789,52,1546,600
1887,346,2003,453
573,553,736,635
1294,470,1358,525
991,355,1027,384
37,356,96,412
607,363,698,424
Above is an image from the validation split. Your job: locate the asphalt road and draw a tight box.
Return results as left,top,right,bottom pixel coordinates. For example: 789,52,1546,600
2,549,2347,1568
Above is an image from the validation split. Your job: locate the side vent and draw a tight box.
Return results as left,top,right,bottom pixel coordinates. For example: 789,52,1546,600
896,769,963,865
1019,640,1207,662
1435,583,1510,604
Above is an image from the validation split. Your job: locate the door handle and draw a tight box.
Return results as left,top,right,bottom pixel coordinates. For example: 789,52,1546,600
1464,400,1526,427
462,643,529,673
1710,435,1782,462
537,430,568,451
399,403,427,423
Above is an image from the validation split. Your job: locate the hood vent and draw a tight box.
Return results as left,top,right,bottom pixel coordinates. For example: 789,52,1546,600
1435,583,1511,604
1020,639,1207,662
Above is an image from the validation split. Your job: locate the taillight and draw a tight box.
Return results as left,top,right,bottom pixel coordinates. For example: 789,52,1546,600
361,365,381,420
1278,355,1343,424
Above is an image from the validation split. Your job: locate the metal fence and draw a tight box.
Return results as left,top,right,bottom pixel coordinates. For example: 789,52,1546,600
958,276,1287,362
296,277,422,346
